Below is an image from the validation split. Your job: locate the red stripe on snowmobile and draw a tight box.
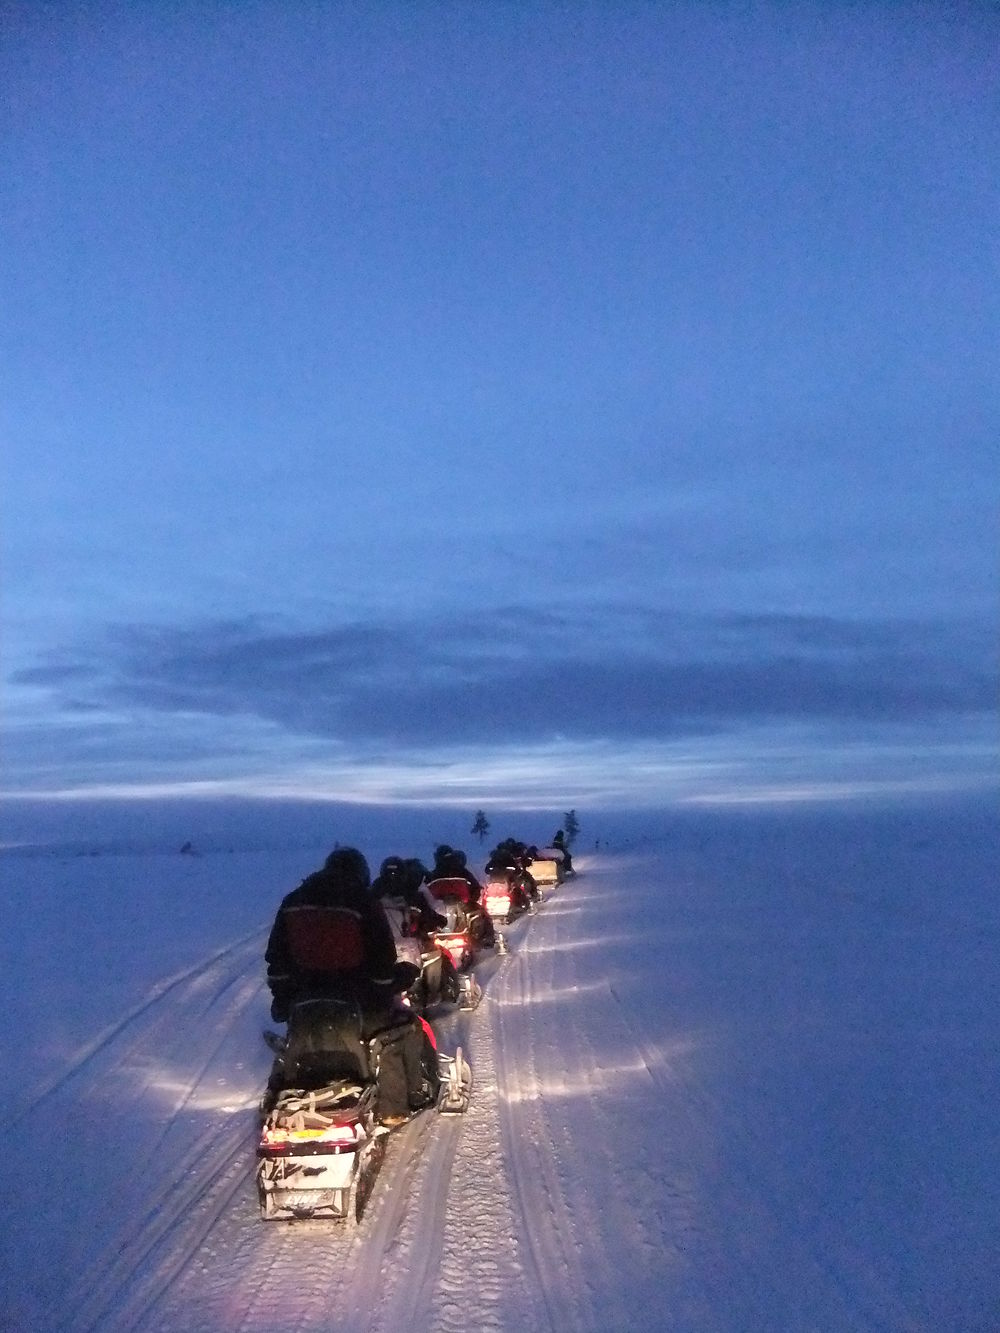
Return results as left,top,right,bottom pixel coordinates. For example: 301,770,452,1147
416,1013,436,1049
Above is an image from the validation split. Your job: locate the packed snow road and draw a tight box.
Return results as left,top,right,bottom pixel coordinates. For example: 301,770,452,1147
2,803,998,1330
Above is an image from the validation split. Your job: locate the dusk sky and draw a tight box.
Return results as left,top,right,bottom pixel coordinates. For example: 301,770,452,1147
2,1,997,811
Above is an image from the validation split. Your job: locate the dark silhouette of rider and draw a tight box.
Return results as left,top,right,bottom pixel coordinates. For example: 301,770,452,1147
426,845,484,902
552,829,575,875
265,847,437,1124
372,854,448,935
485,839,537,908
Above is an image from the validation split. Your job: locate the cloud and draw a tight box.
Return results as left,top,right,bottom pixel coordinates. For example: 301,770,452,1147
12,664,99,686
10,607,995,756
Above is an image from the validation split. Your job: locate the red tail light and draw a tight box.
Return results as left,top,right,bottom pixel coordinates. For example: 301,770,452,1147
258,1119,364,1155
434,932,470,967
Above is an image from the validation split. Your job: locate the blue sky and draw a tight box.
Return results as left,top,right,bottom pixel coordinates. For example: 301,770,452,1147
2,1,997,810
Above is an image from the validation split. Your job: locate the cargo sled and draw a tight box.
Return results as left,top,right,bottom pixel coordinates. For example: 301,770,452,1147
257,1080,385,1224
257,1001,472,1224
531,847,570,886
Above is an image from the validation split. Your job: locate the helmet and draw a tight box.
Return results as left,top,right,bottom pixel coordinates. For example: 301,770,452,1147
323,846,370,892
404,858,428,891
434,844,452,862
380,855,405,878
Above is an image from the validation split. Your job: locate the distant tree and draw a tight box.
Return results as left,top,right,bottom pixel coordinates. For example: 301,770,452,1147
563,810,580,846
471,810,490,843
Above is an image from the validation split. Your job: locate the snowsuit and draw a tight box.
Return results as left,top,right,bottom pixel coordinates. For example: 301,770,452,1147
552,832,574,875
373,882,462,1010
373,869,444,967
372,864,448,936
426,849,484,903
265,861,435,1118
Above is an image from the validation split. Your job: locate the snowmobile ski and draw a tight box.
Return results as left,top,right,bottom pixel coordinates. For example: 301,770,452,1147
437,1046,473,1114
458,973,482,1010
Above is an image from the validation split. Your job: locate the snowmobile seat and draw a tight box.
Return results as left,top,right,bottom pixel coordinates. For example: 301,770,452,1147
426,876,473,904
283,996,372,1088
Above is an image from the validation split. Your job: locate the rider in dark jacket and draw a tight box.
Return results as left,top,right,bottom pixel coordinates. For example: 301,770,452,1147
426,844,484,902
266,848,398,1018
484,840,517,878
265,847,437,1122
372,855,447,935
551,829,575,875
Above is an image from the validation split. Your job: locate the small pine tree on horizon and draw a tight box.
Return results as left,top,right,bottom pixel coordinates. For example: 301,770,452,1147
471,810,490,843
563,810,580,846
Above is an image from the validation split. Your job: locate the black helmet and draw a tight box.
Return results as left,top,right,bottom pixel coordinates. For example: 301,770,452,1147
404,858,428,891
434,844,452,862
379,855,405,878
323,846,370,892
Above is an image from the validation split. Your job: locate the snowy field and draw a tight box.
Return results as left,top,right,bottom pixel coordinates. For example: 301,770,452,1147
1,796,997,1332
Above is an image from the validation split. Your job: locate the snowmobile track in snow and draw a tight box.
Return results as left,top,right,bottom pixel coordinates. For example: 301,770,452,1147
42,931,269,1332
11,925,267,1131
493,937,600,1331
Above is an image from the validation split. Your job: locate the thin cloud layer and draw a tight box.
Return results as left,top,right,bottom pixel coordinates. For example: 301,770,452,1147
10,608,995,761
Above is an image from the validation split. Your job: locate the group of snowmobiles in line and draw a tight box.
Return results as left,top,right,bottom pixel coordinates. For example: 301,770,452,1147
255,832,575,1224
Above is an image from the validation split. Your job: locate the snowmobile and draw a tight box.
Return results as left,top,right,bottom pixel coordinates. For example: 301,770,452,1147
257,998,472,1225
412,934,482,1011
482,873,533,925
425,876,495,969
485,842,542,903
382,896,481,1012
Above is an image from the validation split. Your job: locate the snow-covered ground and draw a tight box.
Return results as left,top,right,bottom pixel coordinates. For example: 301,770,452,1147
1,797,997,1331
